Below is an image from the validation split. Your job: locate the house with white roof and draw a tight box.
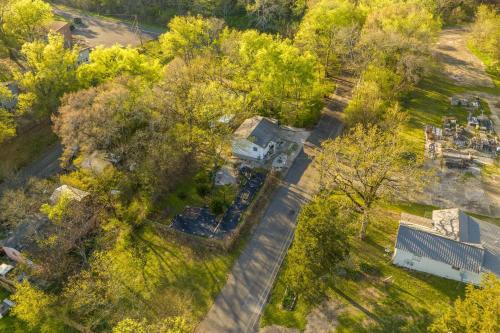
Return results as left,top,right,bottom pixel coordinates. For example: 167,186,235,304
392,208,500,285
232,116,279,160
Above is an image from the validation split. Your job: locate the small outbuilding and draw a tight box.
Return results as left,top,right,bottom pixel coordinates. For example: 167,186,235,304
48,21,72,47
77,47,92,65
0,264,13,277
49,185,89,205
0,299,15,319
232,116,279,160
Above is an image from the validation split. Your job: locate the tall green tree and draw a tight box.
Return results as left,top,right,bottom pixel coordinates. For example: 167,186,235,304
295,0,364,77
15,33,79,116
235,30,329,126
317,122,428,239
358,1,440,87
0,0,53,59
77,45,162,87
344,65,403,127
430,274,499,333
159,15,225,63
246,0,306,34
0,108,15,143
0,83,15,142
11,280,61,332
284,196,352,299
469,4,499,73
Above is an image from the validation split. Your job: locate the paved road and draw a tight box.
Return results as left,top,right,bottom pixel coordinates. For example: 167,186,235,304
53,6,163,48
196,109,343,333
0,144,62,194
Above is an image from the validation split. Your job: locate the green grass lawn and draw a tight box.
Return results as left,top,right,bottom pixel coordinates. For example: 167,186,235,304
132,225,241,322
152,171,238,221
261,205,466,332
467,43,500,89
1,225,241,332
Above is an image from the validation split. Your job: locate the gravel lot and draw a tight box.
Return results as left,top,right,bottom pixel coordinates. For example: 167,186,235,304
53,6,163,48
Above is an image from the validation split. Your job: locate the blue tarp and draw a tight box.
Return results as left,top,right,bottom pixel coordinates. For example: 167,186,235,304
171,169,266,239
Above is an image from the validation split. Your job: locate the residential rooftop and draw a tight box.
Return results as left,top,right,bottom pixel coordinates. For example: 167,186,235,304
233,116,279,148
396,209,500,276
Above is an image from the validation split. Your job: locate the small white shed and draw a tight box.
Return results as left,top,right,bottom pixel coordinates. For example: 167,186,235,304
49,185,89,205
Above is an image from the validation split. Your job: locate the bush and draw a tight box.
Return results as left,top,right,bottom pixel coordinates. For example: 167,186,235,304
210,198,225,215
196,183,211,197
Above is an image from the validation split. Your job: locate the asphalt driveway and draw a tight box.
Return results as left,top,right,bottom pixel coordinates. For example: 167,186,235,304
0,144,62,194
196,107,344,333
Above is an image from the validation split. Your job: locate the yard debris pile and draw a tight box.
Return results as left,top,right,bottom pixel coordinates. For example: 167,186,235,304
171,167,266,239
424,109,498,167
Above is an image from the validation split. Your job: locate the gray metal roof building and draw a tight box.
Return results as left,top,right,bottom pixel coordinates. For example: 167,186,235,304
395,225,484,273
395,209,500,277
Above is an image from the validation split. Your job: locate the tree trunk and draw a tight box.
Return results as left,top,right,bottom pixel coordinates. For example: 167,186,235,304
359,211,369,240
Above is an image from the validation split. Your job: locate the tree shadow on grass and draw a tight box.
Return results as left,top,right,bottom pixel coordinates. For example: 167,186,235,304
335,283,434,333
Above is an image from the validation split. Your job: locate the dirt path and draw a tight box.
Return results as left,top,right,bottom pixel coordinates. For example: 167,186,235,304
423,28,500,217
435,27,494,88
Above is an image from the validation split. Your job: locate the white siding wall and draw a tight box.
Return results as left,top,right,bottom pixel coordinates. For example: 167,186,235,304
232,138,275,160
392,249,482,285
232,138,266,160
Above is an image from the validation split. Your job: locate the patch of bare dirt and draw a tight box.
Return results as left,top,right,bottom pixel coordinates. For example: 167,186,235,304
304,299,344,333
435,27,494,88
419,160,500,217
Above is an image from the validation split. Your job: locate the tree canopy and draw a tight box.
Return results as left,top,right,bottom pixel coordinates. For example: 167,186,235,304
15,33,79,116
295,0,364,76
469,4,499,73
284,196,353,299
430,274,500,333
0,0,53,56
317,122,428,238
77,45,162,87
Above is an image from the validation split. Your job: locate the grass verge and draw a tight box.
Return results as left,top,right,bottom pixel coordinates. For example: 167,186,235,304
466,43,500,89
261,204,466,332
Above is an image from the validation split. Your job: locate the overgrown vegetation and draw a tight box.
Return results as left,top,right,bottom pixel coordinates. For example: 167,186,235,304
0,0,497,332
262,0,499,332
468,4,499,76
262,205,470,332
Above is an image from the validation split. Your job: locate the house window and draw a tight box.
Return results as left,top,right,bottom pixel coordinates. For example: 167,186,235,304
253,147,258,152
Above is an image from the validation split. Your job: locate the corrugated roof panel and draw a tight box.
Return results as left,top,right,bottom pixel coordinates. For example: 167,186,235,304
395,225,484,273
